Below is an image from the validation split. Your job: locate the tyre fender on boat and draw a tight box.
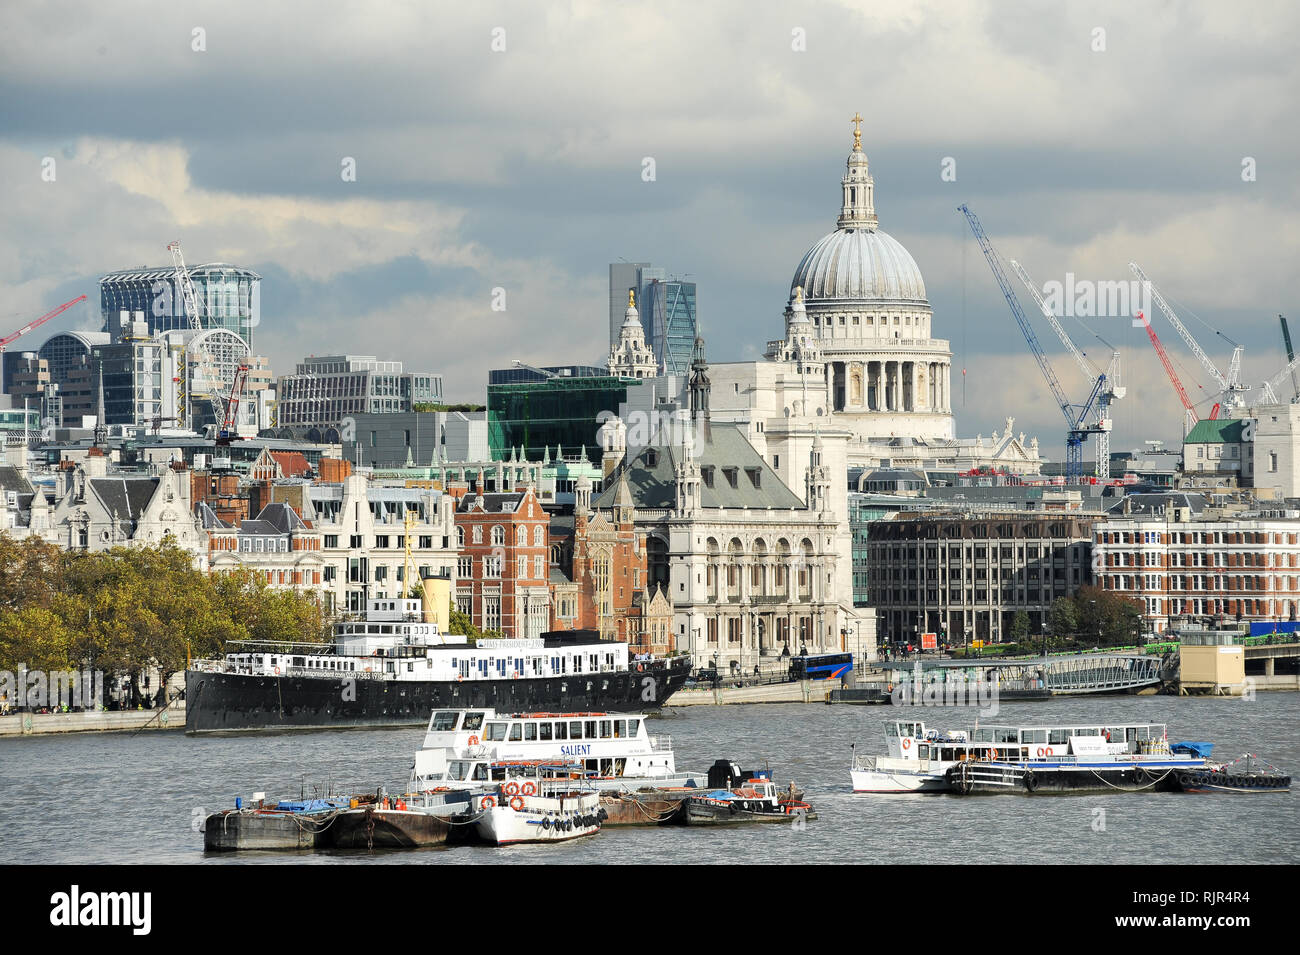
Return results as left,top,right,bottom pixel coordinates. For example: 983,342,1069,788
1023,770,1038,793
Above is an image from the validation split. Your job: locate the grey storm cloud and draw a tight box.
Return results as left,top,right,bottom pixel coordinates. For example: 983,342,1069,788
1,0,1297,459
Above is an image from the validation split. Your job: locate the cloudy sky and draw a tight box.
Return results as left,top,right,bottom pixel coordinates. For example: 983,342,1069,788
2,1,1297,462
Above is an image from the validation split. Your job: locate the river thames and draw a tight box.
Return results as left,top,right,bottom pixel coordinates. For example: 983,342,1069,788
2,693,1296,865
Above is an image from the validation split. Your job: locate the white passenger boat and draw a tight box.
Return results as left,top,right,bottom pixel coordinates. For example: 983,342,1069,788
851,720,996,793
471,765,605,845
852,719,1215,795
409,708,706,793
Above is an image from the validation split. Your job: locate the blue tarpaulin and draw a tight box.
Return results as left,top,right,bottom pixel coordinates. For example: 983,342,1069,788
1171,742,1214,758
1249,621,1300,637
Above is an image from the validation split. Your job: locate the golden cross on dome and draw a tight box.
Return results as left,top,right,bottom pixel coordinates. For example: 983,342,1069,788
851,112,864,149
628,287,636,308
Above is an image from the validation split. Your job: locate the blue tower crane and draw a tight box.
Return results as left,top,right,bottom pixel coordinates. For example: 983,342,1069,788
958,204,1106,482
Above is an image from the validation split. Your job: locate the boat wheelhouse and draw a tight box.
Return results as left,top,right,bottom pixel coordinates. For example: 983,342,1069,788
410,707,703,792
851,720,1000,793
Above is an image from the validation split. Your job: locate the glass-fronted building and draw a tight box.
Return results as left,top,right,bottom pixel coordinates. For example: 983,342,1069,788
99,263,261,347
642,278,698,376
277,355,442,428
487,373,643,461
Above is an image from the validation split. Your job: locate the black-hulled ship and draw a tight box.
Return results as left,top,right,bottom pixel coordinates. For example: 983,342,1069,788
185,597,690,733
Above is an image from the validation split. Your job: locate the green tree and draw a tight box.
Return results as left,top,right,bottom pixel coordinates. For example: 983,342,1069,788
1047,597,1079,639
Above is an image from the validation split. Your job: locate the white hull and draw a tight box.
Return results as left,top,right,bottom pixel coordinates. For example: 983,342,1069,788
851,768,948,794
474,791,602,845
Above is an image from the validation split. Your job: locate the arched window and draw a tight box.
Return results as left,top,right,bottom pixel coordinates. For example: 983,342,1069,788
516,525,527,547
491,525,505,546
456,526,465,547
534,525,544,547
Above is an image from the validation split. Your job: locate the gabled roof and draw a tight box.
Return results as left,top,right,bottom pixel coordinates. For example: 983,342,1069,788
592,423,806,511
269,451,312,478
253,501,308,533
1184,418,1247,445
88,477,159,521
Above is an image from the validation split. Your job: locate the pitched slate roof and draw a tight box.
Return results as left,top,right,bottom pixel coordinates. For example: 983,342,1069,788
0,466,33,496
253,502,308,533
592,423,807,511
88,477,159,521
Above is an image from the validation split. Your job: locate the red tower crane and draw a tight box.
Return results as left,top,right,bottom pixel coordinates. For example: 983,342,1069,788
1136,310,1199,435
0,295,88,353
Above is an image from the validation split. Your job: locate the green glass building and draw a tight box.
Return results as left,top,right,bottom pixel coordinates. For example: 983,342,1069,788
487,369,643,461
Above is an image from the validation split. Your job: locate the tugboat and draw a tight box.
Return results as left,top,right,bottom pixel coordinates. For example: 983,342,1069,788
186,596,691,732
682,763,813,825
1174,753,1291,794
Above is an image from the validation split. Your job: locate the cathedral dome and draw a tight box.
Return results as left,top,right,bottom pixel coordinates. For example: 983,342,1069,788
791,227,927,305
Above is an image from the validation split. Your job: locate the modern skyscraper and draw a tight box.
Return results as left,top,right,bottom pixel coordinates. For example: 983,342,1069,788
607,262,698,374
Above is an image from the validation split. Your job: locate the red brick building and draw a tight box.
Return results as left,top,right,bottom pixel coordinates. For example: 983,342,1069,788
550,472,674,654
453,486,551,638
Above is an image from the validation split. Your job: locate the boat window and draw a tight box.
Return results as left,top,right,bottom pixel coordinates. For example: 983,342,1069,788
1077,727,1100,737
1049,729,1069,745
600,759,614,776
569,721,583,739
614,720,626,738
918,745,929,759
1022,730,1047,744
539,722,553,741
524,722,537,741
554,722,568,740
472,764,488,781
491,766,506,781
600,720,612,739
995,728,1017,744
627,719,639,736
886,723,899,738
1106,728,1124,743
614,758,626,777
486,722,508,742
445,761,470,781
508,723,522,742
585,720,598,739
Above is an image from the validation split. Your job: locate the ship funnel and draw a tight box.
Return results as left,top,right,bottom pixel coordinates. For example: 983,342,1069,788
421,576,451,632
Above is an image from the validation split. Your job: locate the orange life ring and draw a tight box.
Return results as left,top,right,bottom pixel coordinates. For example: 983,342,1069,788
520,781,537,796
989,748,999,760
509,795,525,812
274,666,280,675
902,738,912,750
504,781,520,796
480,795,496,810
467,735,480,746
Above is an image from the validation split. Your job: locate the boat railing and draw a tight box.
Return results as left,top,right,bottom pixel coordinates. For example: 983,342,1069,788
851,754,878,771
648,736,672,753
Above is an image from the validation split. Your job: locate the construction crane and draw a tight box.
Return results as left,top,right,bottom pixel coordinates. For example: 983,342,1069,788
959,205,1106,482
1135,310,1199,435
1129,263,1249,412
0,295,88,353
216,363,250,443
168,240,224,430
1010,260,1125,480
1260,315,1300,405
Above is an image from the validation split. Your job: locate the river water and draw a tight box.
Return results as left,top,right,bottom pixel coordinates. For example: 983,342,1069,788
2,693,1296,865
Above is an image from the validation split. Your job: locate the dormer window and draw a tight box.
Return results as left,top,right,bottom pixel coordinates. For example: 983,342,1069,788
701,467,714,488
722,467,738,489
